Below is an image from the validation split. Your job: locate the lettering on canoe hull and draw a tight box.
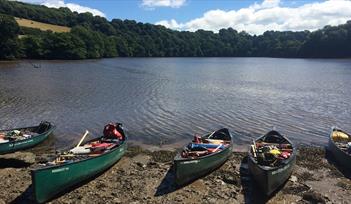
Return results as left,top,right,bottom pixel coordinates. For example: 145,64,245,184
9,139,34,147
271,164,290,175
52,167,69,173
181,160,200,164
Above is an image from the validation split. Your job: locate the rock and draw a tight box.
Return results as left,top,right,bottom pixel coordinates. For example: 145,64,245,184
136,162,147,168
207,198,218,204
290,175,298,183
132,154,151,167
303,191,326,204
113,198,121,203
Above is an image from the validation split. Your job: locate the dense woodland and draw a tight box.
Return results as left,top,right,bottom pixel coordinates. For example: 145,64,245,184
0,0,351,60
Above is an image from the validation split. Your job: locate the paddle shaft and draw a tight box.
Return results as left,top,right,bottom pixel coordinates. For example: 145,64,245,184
213,144,223,152
76,130,89,148
208,130,216,139
252,139,257,157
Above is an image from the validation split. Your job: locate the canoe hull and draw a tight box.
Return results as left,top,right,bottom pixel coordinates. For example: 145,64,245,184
328,128,351,170
31,141,127,203
248,130,296,195
248,153,296,195
174,128,233,185
0,124,55,155
175,144,232,185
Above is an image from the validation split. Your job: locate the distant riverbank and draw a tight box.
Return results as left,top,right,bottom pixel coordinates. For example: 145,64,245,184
0,145,350,203
1,0,351,61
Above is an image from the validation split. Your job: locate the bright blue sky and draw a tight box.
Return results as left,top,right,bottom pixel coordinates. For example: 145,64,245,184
65,0,313,23
19,0,351,34
79,0,255,22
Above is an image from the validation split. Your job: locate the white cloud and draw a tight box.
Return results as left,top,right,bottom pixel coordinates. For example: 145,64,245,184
142,0,186,8
156,0,351,35
15,0,106,17
156,19,182,28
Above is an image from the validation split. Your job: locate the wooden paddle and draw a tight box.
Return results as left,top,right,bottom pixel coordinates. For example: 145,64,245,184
76,130,89,148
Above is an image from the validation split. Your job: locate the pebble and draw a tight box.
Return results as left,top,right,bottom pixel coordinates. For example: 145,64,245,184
290,175,298,183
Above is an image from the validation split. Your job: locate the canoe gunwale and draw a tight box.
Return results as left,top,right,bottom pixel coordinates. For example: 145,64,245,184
31,136,126,172
0,125,38,132
0,123,56,154
0,123,56,144
0,121,56,133
174,128,233,162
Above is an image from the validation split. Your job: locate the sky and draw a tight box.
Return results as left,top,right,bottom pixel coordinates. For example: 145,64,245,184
15,0,351,35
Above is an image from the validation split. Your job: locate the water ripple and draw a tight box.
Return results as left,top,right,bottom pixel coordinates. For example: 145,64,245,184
1,58,351,148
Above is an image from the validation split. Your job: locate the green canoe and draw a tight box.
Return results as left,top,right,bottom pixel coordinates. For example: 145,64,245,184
328,127,351,170
31,123,127,203
0,121,55,155
248,130,296,196
174,128,233,185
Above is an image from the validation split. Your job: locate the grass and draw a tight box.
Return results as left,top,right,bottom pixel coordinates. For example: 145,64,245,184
15,17,71,33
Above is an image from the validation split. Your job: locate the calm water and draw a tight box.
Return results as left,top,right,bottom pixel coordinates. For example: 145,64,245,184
1,58,351,148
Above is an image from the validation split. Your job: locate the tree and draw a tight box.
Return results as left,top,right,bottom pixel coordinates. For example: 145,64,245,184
21,35,44,58
0,14,20,59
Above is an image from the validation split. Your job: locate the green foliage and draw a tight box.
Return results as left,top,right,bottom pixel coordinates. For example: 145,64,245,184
19,27,43,35
41,32,87,59
1,0,351,59
300,22,351,57
21,35,44,58
0,14,20,59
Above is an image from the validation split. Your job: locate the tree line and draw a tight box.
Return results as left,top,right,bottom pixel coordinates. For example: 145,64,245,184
0,0,351,60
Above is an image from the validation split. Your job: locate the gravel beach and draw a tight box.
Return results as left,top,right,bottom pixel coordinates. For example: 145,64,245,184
0,145,350,204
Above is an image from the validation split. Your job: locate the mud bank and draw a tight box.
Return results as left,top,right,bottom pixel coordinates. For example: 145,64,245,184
0,146,350,204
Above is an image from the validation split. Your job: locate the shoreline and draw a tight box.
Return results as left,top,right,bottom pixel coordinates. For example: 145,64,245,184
0,56,351,62
1,57,351,64
0,145,350,203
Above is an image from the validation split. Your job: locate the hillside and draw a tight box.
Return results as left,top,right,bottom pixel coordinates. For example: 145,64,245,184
15,17,70,33
0,0,351,60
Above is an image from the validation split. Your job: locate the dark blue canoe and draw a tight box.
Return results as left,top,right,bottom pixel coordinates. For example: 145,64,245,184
248,130,296,195
328,127,351,170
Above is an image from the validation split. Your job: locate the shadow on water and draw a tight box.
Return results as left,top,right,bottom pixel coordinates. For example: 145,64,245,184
154,165,181,196
325,147,351,179
0,158,31,168
240,155,288,204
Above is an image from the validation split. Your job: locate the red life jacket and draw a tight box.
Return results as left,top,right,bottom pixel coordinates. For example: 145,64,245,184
103,123,123,140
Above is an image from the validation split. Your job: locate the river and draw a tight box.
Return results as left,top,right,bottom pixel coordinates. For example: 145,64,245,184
1,58,351,148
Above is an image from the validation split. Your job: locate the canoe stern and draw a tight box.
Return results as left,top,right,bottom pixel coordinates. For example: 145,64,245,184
174,144,232,185
249,154,296,195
